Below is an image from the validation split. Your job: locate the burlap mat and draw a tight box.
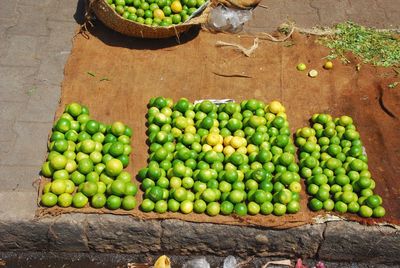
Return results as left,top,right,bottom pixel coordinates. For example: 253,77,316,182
36,24,400,228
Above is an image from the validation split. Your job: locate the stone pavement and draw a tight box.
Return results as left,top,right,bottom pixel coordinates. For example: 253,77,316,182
0,0,399,263
0,0,79,220
245,0,400,32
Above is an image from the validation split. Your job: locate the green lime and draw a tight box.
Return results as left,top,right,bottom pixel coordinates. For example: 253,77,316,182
168,199,180,212
309,198,323,211
148,186,164,202
173,187,187,202
247,201,260,215
53,139,69,153
180,200,194,214
111,121,126,137
206,202,220,216
287,200,300,214
105,159,123,177
229,190,244,204
340,191,354,204
50,155,68,171
109,142,125,157
78,158,94,175
84,120,99,135
57,193,73,207
194,199,207,213
234,203,247,216
347,201,360,213
359,205,373,217
91,193,107,208
72,192,88,208
273,203,287,216
66,102,82,118
81,181,98,197
55,118,71,133
71,171,85,185
372,206,385,218
152,200,167,213
334,201,348,213
106,195,122,210
122,196,137,210
50,131,65,142
260,202,273,215
53,169,69,180
96,182,106,194
200,188,215,202
316,188,330,201
365,195,381,209
110,180,126,197
41,192,58,207
220,201,234,215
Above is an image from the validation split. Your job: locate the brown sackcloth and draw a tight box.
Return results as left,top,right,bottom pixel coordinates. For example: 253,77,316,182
36,25,400,229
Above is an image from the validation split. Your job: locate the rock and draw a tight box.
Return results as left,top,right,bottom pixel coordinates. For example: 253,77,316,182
161,220,324,258
86,215,162,254
0,219,50,251
318,221,400,263
47,214,89,252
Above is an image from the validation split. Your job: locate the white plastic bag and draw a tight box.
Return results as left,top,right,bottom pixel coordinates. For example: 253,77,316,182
182,257,210,268
207,5,252,33
223,256,238,268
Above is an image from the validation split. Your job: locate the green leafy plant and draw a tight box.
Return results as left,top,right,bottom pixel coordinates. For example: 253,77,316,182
319,22,400,67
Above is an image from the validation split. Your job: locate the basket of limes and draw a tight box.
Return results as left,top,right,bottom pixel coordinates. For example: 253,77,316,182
89,0,211,38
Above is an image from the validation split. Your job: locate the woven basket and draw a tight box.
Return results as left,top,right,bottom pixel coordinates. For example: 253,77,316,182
90,0,211,39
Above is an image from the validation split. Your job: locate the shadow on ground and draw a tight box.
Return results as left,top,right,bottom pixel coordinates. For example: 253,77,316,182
72,0,200,49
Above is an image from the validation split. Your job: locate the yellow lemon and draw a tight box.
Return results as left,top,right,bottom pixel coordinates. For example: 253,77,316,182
171,0,182,13
237,146,247,155
230,136,242,149
223,146,235,156
237,170,244,181
224,136,233,147
213,119,219,128
185,125,196,134
324,61,333,69
268,101,285,114
202,144,212,152
153,9,165,20
187,118,194,126
247,144,259,154
206,133,221,146
209,126,220,134
277,112,287,120
213,144,223,153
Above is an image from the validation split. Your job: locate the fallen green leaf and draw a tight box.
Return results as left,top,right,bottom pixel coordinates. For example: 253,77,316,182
388,81,399,88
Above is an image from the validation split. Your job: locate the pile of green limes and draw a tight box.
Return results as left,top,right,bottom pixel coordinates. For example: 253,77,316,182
138,97,302,216
296,114,385,218
40,102,138,211
107,0,206,26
